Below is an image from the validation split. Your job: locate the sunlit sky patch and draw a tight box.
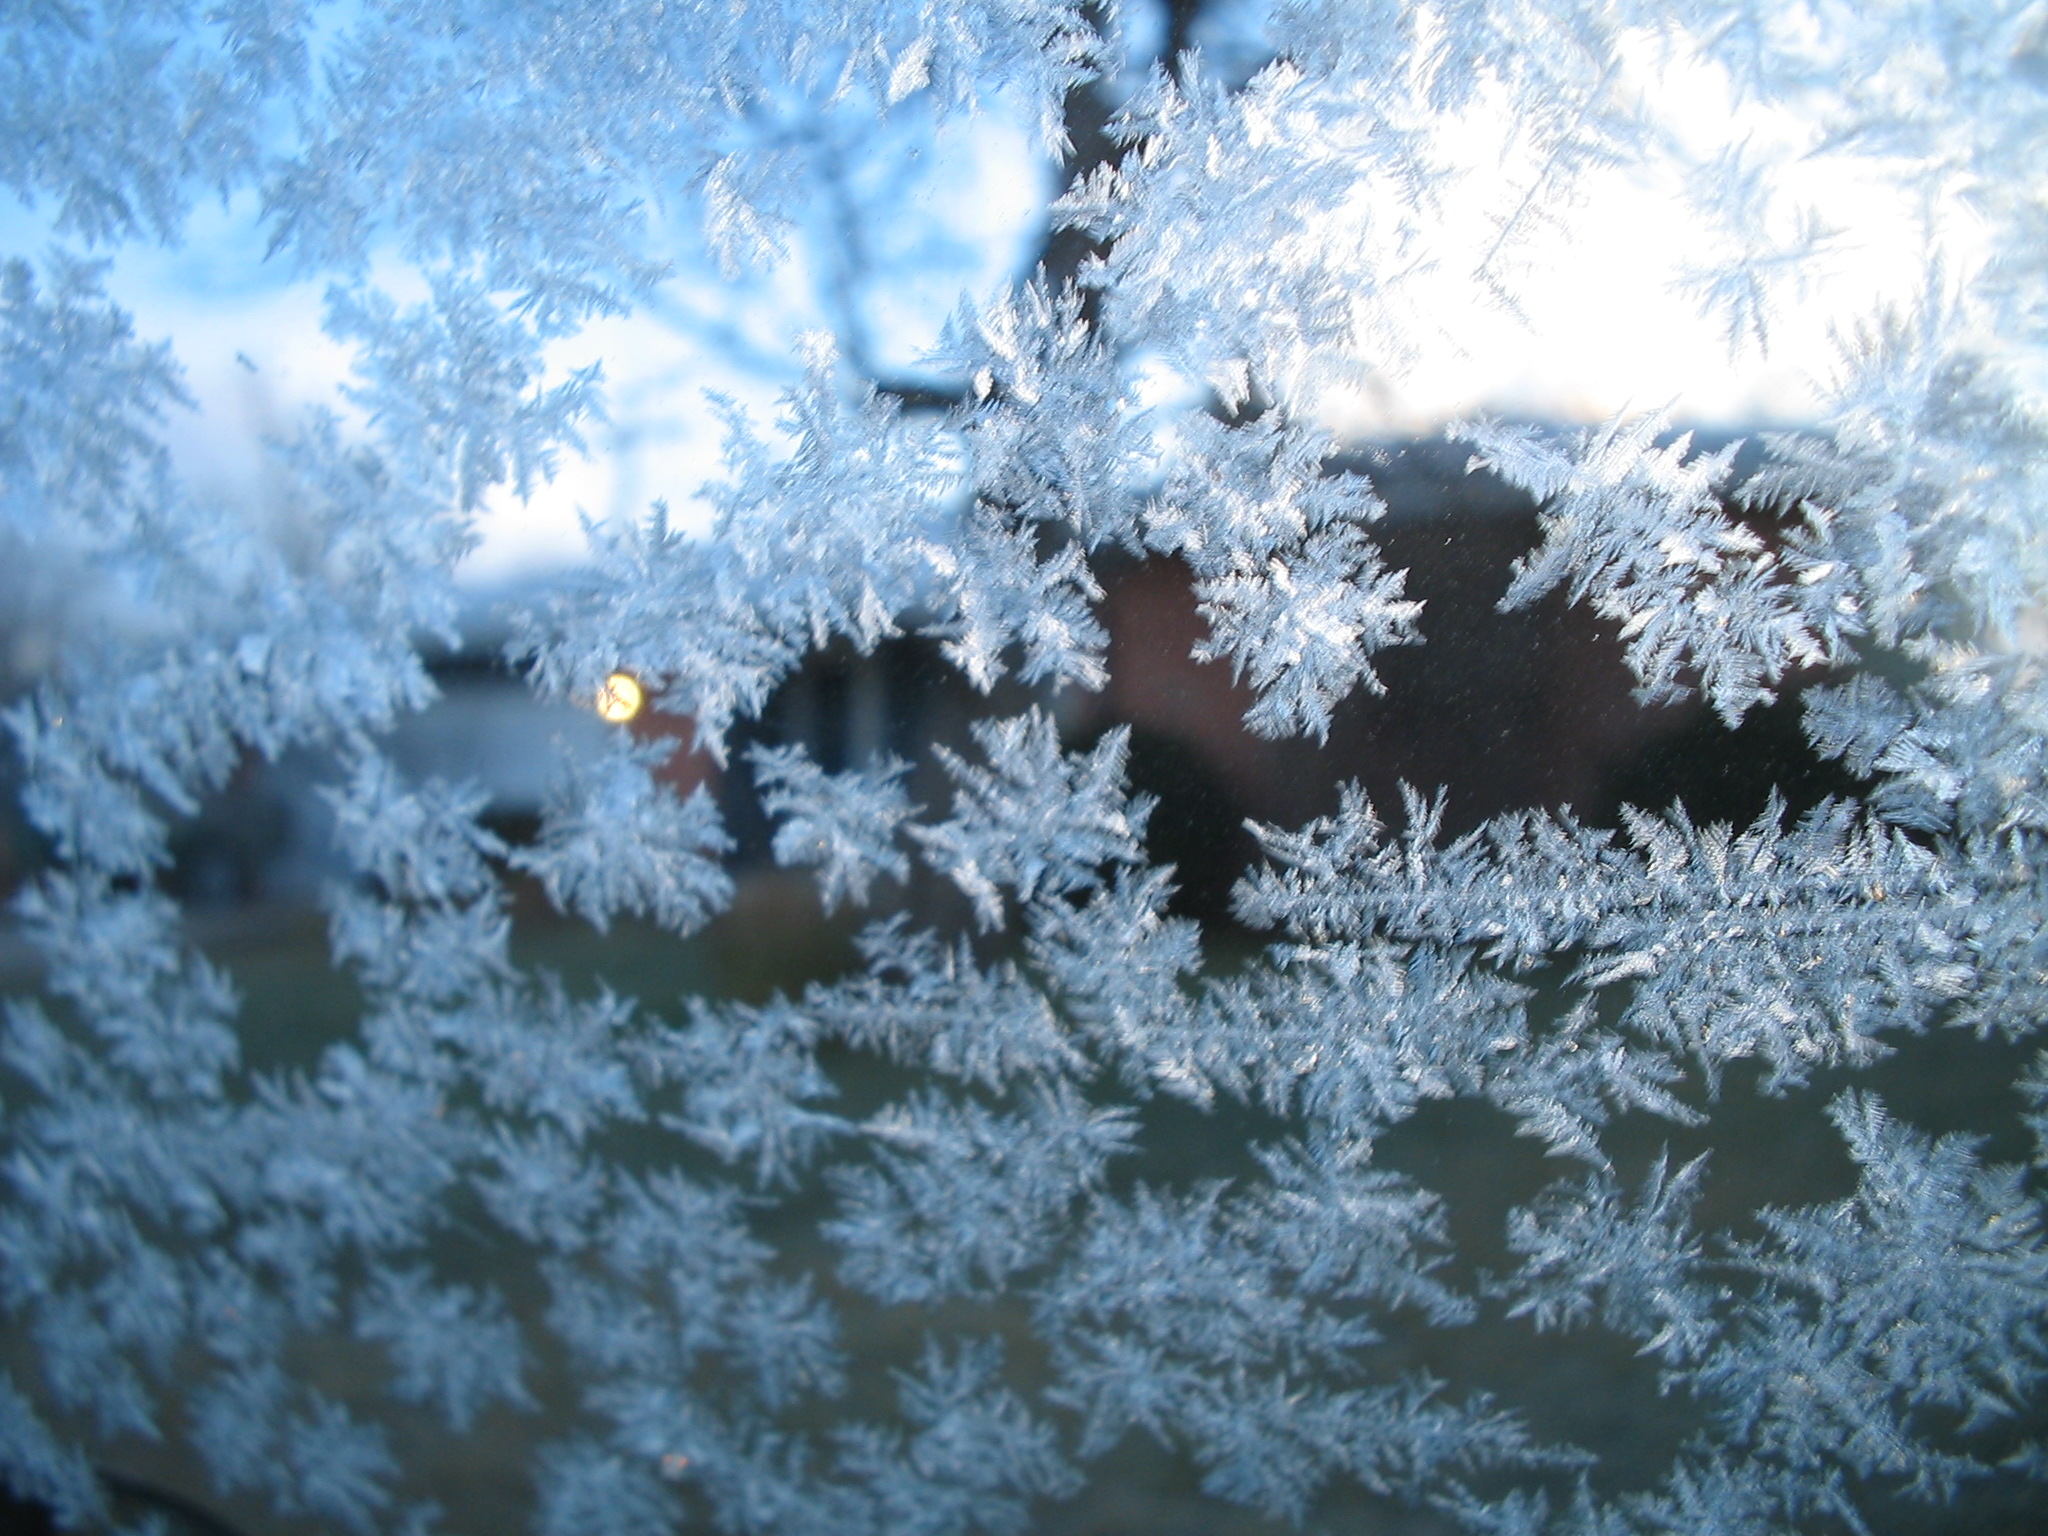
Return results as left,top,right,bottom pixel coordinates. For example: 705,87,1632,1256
1301,31,1989,438
1304,153,1964,440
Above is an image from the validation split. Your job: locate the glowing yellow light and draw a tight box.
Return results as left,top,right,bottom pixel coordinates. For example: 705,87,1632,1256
596,671,644,724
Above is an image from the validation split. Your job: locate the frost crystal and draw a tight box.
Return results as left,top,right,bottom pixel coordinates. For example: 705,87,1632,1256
751,743,917,912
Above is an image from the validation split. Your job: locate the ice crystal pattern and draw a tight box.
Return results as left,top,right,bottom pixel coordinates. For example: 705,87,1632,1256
2,4,2047,1535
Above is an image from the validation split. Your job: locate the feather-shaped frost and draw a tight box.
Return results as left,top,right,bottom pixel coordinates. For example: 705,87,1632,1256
1699,1094,2048,1496
354,1268,534,1432
811,917,1087,1085
515,735,734,936
835,1338,1080,1536
939,280,1148,551
1193,522,1423,740
327,276,601,510
1502,1151,1719,1365
826,1084,1134,1303
649,995,845,1187
909,709,1151,931
1464,413,1843,724
751,743,917,911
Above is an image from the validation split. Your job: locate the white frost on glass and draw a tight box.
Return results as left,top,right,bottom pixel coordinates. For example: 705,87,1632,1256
2,3,2045,1534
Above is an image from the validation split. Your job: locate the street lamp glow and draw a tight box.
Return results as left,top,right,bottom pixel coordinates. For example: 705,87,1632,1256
595,671,644,723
